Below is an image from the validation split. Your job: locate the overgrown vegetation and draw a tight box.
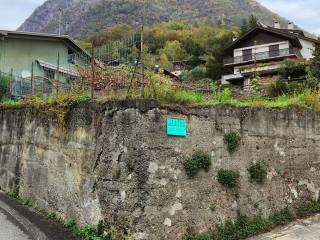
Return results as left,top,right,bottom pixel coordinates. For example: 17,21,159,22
217,169,240,188
0,92,91,125
184,198,320,240
224,131,241,153
279,59,307,79
248,161,268,184
183,208,294,240
0,74,10,101
184,150,212,178
297,200,320,217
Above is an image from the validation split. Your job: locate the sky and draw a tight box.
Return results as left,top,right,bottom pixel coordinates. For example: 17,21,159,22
257,0,320,35
0,0,46,30
0,0,319,35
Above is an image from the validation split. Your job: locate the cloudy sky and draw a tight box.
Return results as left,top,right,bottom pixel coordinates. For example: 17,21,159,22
258,0,320,35
0,0,319,35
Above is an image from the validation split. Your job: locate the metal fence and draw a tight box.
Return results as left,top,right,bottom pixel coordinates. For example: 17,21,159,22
0,71,70,99
0,31,145,100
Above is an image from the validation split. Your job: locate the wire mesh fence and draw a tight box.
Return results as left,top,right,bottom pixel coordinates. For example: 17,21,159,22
0,30,146,100
0,70,71,100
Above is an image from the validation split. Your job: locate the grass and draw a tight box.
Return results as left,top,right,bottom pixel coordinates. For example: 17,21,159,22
1,81,320,114
297,200,320,217
0,92,91,125
183,208,294,240
184,199,320,240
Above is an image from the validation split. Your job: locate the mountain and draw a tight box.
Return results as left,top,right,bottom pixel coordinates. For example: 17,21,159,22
18,0,287,39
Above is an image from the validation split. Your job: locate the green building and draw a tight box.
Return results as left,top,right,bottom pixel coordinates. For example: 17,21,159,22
0,30,90,96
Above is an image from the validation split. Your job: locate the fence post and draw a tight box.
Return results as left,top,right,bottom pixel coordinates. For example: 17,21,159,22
31,62,34,95
9,68,13,97
140,26,145,98
91,45,95,100
57,52,60,95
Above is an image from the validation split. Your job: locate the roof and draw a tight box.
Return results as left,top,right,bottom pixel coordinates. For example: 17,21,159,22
225,26,320,54
37,60,79,77
0,30,90,58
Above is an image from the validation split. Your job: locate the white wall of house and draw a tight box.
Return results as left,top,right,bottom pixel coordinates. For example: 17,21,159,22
298,38,315,60
233,41,290,57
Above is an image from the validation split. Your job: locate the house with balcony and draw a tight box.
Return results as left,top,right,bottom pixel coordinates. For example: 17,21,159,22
222,22,320,87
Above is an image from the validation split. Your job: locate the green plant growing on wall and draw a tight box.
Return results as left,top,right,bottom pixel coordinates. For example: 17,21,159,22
248,161,268,184
217,168,240,188
183,208,294,240
224,131,241,153
184,150,212,178
297,200,320,217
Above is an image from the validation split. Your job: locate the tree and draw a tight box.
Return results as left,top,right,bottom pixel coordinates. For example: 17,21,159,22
248,15,259,30
160,40,189,62
240,19,249,34
206,33,234,80
306,45,320,90
240,15,258,34
181,38,205,68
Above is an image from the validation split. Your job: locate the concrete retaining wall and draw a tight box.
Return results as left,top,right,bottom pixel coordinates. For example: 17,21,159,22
0,100,319,239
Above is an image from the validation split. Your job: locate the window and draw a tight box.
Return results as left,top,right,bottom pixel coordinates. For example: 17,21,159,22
68,53,76,64
44,68,55,80
269,44,280,57
242,49,252,62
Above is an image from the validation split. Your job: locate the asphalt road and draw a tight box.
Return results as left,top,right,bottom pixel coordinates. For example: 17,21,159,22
0,193,78,240
0,209,31,240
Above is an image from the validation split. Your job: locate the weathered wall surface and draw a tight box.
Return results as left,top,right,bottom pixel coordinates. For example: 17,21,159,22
0,100,320,240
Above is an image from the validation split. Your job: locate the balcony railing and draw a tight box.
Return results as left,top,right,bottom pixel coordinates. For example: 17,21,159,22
224,48,299,65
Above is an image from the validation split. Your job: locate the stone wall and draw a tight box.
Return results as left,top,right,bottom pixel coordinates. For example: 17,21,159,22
0,100,320,239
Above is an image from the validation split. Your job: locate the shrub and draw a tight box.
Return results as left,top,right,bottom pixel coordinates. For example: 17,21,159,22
266,80,289,97
180,66,207,82
0,74,10,101
184,150,212,178
248,161,268,184
217,169,240,188
287,82,305,95
63,218,76,228
216,87,232,102
224,131,241,153
279,59,307,79
297,200,320,217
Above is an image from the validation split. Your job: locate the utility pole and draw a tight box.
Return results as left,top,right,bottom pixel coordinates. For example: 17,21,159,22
58,8,62,35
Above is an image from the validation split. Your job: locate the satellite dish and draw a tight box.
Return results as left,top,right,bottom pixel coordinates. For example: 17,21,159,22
21,70,31,79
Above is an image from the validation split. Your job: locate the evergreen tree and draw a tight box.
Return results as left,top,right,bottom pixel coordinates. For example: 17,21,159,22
240,15,258,34
306,44,320,90
248,15,259,29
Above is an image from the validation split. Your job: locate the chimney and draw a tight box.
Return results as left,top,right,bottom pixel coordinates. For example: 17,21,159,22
274,20,280,29
288,22,295,30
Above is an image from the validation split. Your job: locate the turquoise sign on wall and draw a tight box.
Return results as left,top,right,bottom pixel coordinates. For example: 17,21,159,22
167,118,187,137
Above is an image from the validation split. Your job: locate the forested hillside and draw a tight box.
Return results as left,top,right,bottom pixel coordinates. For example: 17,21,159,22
18,0,286,38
